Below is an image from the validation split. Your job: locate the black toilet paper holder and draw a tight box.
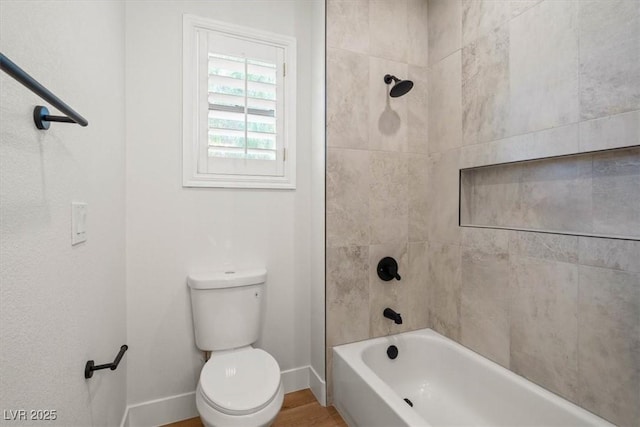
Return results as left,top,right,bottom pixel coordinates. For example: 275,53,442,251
85,345,128,379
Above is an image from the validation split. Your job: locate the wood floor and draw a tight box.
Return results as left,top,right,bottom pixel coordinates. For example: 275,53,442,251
163,389,347,427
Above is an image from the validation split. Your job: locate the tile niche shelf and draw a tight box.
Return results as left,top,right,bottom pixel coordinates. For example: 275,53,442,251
459,145,640,241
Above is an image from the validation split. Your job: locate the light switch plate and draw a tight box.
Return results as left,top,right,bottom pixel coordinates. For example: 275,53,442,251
71,202,88,245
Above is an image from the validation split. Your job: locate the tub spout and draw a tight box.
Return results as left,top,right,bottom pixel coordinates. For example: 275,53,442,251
383,308,403,325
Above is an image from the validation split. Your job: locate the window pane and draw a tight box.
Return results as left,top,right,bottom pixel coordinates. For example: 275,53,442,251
247,149,276,160
208,93,245,108
247,97,276,113
247,58,276,68
208,110,245,131
209,75,244,96
208,147,246,159
206,50,278,162
208,129,245,148
209,118,245,131
247,62,276,85
247,80,276,100
247,132,276,150
209,54,245,78
247,112,275,125
246,121,275,133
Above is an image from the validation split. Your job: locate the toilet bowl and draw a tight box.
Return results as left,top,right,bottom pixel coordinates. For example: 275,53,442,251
195,347,284,427
187,268,284,427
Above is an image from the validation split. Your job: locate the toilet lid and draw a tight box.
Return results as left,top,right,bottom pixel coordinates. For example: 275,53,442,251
200,348,281,416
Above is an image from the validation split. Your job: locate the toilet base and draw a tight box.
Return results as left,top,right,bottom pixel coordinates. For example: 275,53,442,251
196,381,284,427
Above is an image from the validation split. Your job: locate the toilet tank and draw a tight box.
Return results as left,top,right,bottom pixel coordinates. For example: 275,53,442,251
187,268,267,351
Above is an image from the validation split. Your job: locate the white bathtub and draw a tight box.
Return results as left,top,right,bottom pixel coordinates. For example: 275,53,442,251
333,329,613,427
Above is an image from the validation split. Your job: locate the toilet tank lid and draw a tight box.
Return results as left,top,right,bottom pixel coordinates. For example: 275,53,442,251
187,268,267,290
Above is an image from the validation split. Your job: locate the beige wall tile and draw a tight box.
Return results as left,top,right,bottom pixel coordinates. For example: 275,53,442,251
577,265,640,427
369,151,409,245
462,25,510,145
462,0,510,47
579,0,640,120
579,110,640,152
326,348,334,404
519,155,592,234
369,57,408,152
369,0,408,62
326,0,369,54
525,123,579,160
578,237,640,273
509,231,578,264
462,227,510,254
428,0,461,65
428,51,462,154
399,242,430,331
407,0,429,67
460,246,510,368
461,138,528,169
510,256,579,400
368,242,407,338
465,162,522,228
408,154,429,242
508,0,579,136
326,148,370,247
427,149,462,245
327,48,369,149
509,0,543,18
460,124,579,169
427,242,461,340
407,65,429,154
326,246,371,347
591,147,640,238
459,171,474,226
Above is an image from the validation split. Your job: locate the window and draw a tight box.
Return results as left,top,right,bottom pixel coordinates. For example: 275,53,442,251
183,15,296,188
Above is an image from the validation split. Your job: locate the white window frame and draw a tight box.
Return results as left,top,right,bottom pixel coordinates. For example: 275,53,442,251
183,14,297,189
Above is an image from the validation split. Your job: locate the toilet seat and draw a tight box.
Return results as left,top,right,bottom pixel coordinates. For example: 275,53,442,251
199,348,281,416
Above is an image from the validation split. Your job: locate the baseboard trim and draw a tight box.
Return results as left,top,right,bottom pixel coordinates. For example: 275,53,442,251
309,365,327,406
119,405,129,427
124,391,198,427
121,366,318,426
281,365,310,394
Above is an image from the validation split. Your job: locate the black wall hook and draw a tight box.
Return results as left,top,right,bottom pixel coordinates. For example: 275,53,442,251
377,257,401,281
85,345,128,379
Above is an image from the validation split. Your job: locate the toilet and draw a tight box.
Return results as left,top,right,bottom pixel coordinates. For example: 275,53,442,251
187,268,284,427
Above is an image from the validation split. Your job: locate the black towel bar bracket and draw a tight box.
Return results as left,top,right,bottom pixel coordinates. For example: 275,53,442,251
0,52,88,130
34,106,76,130
85,345,128,379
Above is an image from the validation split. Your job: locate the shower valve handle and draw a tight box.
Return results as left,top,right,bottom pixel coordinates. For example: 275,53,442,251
377,257,401,281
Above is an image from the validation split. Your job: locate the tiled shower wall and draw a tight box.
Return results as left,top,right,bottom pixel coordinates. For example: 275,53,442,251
426,1,639,425
325,0,430,401
326,0,640,425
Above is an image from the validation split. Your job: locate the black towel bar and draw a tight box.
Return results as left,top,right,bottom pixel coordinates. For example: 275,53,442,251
85,345,128,379
0,52,88,129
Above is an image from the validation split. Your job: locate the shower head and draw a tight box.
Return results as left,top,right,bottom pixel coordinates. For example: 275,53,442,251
384,74,414,97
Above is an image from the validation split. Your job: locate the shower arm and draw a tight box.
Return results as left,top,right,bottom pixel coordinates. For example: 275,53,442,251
384,74,400,85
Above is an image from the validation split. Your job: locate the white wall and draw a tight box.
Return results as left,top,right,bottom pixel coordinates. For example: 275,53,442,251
125,0,322,409
0,1,127,426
